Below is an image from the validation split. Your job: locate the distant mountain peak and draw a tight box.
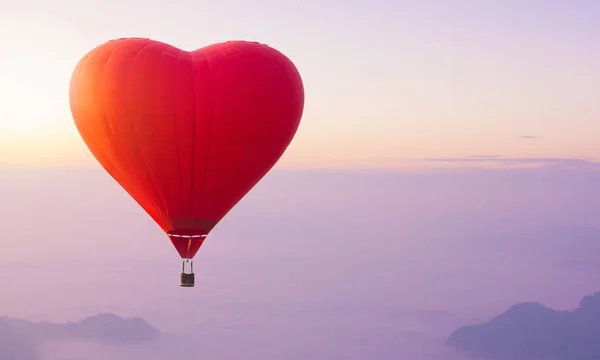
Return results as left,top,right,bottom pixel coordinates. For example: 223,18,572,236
502,301,556,317
447,291,600,360
577,291,600,313
63,312,160,343
2,312,160,346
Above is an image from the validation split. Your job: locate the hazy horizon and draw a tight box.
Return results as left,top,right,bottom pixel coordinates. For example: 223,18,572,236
2,165,600,358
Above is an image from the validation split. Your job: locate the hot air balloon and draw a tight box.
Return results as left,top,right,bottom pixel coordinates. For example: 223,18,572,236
69,38,304,287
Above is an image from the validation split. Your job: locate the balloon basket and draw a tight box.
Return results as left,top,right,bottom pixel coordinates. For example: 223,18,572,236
180,272,195,287
181,259,195,287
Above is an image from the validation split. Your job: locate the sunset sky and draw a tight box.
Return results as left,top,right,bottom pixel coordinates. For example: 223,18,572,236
3,3,600,358
1,0,598,169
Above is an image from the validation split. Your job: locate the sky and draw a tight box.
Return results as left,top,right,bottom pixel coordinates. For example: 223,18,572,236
1,0,599,169
1,3,600,358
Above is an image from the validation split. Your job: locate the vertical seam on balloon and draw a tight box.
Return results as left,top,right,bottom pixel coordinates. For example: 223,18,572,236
188,52,197,219
195,51,217,215
155,46,177,219
126,42,170,219
98,42,131,137
185,51,200,259
173,50,185,217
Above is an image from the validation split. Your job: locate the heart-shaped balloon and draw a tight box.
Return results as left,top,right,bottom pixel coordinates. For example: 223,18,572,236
69,38,304,259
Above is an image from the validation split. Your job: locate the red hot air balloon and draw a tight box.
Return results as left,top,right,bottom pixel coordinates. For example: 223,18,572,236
69,38,304,287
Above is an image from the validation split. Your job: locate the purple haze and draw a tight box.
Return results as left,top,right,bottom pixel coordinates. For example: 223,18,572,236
1,165,600,359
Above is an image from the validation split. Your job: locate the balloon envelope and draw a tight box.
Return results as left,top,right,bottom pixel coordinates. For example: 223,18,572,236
69,38,304,258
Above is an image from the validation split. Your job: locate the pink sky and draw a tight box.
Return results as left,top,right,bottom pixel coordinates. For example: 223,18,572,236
1,0,599,169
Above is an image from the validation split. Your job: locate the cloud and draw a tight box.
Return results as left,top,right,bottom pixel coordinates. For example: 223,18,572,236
423,156,583,163
420,156,600,170
465,155,501,159
519,135,541,139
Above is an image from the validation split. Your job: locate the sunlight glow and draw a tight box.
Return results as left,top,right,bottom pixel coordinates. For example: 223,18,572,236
1,3,599,169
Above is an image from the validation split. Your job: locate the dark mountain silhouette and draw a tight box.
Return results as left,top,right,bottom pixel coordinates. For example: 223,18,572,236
0,313,159,360
6,312,160,343
447,292,600,360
